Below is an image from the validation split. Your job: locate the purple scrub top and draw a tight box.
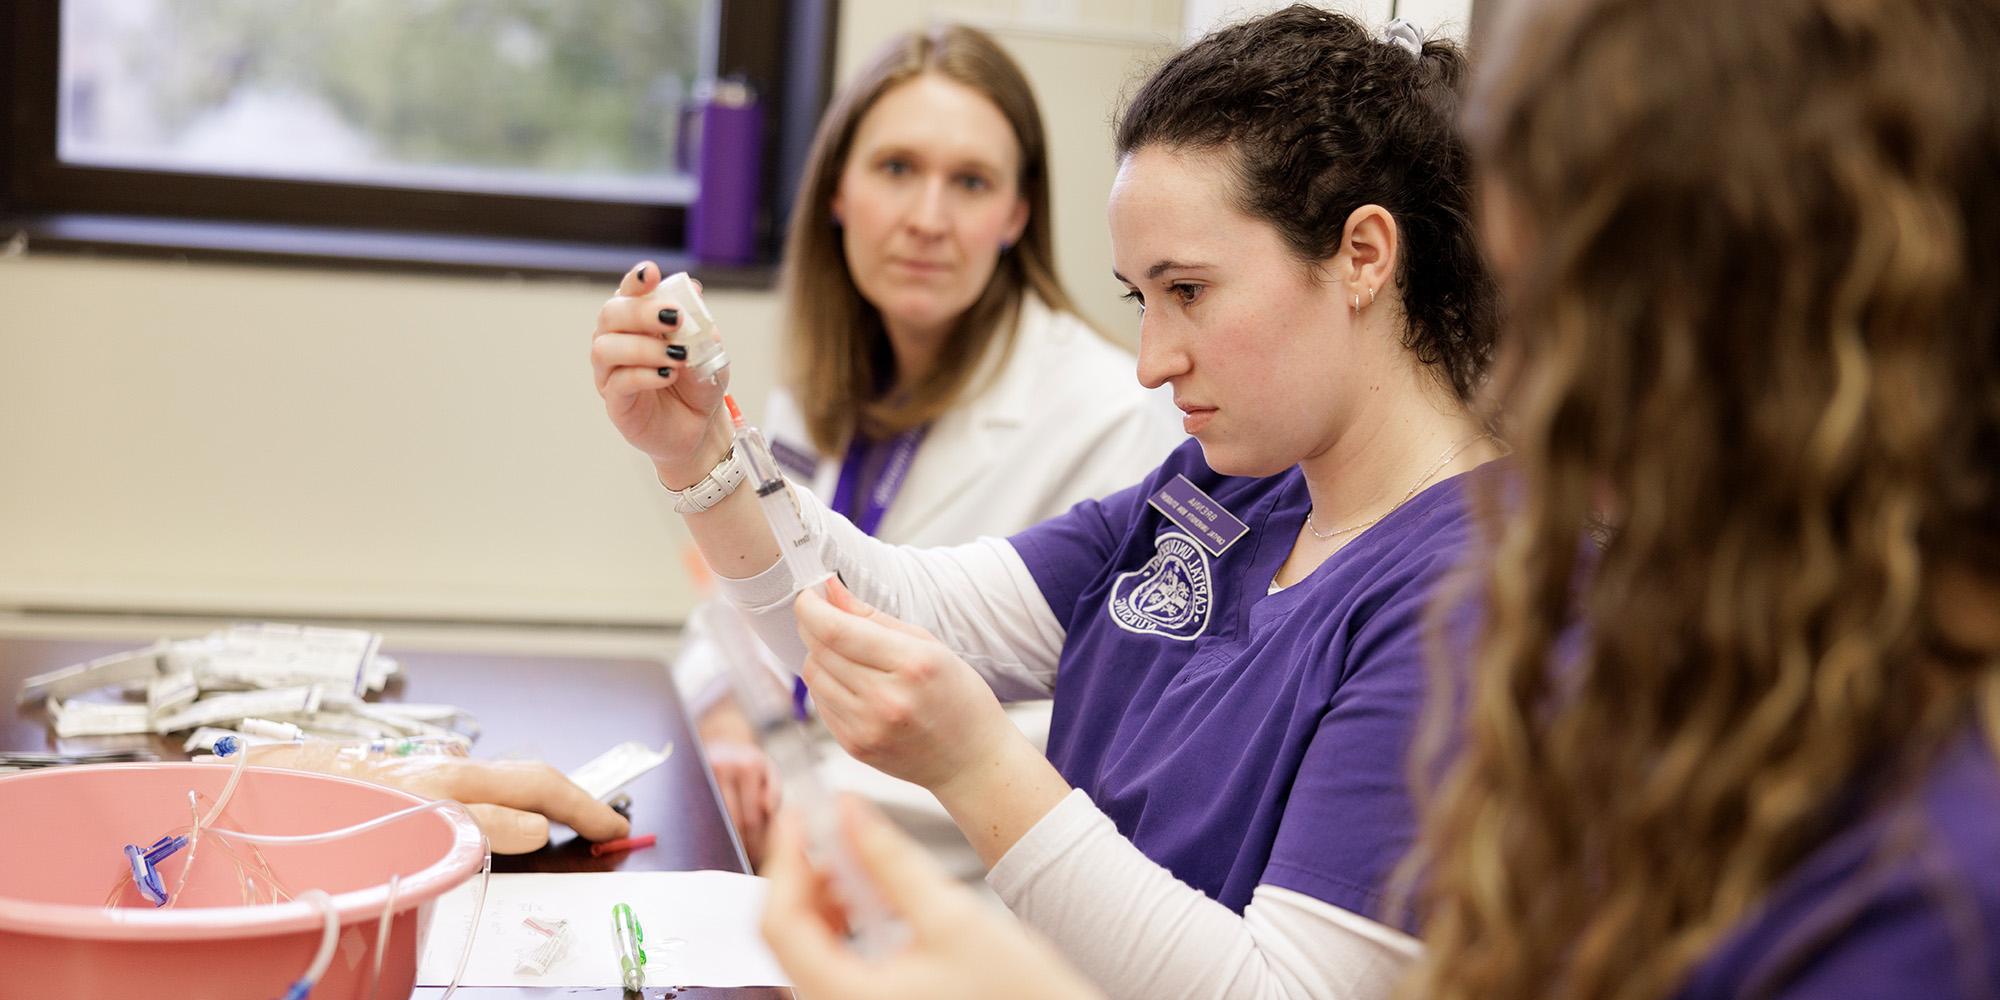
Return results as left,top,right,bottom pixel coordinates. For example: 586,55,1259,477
1676,727,2000,999
1011,439,1484,921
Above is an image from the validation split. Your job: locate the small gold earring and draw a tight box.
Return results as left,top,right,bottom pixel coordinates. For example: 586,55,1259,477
1351,292,1361,311
1367,286,1376,305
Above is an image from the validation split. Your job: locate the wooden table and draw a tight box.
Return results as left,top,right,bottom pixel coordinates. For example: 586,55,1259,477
0,635,791,1000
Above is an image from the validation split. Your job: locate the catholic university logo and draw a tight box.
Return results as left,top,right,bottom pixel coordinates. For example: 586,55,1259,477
1107,531,1214,641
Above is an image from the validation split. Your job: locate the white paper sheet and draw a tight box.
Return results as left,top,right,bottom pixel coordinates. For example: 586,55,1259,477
415,871,793,989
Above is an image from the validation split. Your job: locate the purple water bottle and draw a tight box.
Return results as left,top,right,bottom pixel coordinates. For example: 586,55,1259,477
686,78,764,265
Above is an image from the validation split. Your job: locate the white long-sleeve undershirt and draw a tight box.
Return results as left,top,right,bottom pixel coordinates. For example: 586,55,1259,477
991,789,1419,1000
717,483,1064,703
713,484,1420,1000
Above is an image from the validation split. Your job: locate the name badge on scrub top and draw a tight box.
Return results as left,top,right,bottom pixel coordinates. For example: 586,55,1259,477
1147,474,1250,556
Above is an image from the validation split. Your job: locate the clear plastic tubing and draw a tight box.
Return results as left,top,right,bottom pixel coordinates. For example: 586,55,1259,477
203,779,491,999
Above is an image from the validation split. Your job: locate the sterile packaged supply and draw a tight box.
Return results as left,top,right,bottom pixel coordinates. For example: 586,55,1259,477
149,685,325,734
48,699,154,738
725,396,834,598
20,624,477,751
316,690,479,740
566,741,674,802
16,642,167,704
18,626,399,706
661,271,728,383
699,601,906,956
171,623,388,694
514,916,572,976
147,671,199,717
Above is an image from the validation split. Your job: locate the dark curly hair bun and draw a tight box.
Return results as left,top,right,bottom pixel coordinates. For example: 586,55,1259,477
1116,5,1496,401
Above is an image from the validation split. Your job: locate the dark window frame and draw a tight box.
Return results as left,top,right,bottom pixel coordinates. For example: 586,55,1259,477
0,0,837,283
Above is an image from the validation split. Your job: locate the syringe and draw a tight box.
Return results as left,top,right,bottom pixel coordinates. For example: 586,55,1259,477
725,395,834,598
698,600,906,956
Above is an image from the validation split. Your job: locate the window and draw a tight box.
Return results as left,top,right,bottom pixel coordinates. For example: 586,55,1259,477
1,0,837,279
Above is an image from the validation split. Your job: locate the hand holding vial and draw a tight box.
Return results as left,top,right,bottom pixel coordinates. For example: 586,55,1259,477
590,262,734,485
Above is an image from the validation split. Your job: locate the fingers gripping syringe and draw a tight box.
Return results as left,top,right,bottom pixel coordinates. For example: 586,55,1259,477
725,395,835,598
715,397,903,951
698,600,907,956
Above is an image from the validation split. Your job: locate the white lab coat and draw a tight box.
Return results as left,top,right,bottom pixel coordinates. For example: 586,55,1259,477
766,294,1181,545
676,294,1183,882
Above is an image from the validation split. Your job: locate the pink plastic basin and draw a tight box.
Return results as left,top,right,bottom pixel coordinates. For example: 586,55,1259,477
0,762,485,999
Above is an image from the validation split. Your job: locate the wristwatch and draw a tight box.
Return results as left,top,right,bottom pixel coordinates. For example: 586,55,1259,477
661,445,746,514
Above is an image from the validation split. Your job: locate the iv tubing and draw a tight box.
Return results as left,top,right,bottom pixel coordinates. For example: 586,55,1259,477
114,748,490,997
198,738,250,830
439,837,494,1000
282,890,338,1000
208,796,492,1000
154,740,243,909
166,792,204,906
216,800,488,996
206,797,453,845
364,873,401,1000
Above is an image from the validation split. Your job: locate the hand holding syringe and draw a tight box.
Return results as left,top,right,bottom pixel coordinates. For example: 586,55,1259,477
614,273,925,955
697,427,907,955
702,601,907,956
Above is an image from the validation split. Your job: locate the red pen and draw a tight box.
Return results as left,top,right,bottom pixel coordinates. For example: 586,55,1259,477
590,833,658,857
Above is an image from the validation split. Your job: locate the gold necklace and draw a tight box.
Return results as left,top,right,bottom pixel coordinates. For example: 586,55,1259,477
1305,434,1489,541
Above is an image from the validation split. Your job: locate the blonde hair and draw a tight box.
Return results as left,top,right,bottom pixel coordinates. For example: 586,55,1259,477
1406,0,2000,997
779,25,1078,453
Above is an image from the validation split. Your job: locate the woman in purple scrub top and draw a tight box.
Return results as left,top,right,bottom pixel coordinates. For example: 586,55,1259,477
668,25,1180,872
593,8,1500,996
756,0,2000,998
1414,0,2000,996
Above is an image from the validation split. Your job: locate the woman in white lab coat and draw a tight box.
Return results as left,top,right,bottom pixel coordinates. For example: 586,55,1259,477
670,24,1179,875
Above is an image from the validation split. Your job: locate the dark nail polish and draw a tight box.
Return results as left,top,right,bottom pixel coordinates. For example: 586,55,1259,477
637,264,650,283
666,344,688,361
658,307,680,326
657,367,675,379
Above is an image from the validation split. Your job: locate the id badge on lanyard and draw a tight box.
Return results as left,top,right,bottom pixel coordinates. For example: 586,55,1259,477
829,425,928,538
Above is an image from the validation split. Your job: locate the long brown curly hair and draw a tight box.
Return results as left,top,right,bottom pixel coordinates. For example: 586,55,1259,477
1407,0,2000,997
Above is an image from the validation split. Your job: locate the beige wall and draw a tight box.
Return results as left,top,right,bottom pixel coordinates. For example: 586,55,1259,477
0,2,1182,627
0,255,782,625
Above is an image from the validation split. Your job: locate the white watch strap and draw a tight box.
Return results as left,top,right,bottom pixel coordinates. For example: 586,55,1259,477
662,446,746,513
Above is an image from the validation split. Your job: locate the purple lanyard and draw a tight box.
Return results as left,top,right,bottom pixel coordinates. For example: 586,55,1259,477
827,425,928,538
796,424,927,719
